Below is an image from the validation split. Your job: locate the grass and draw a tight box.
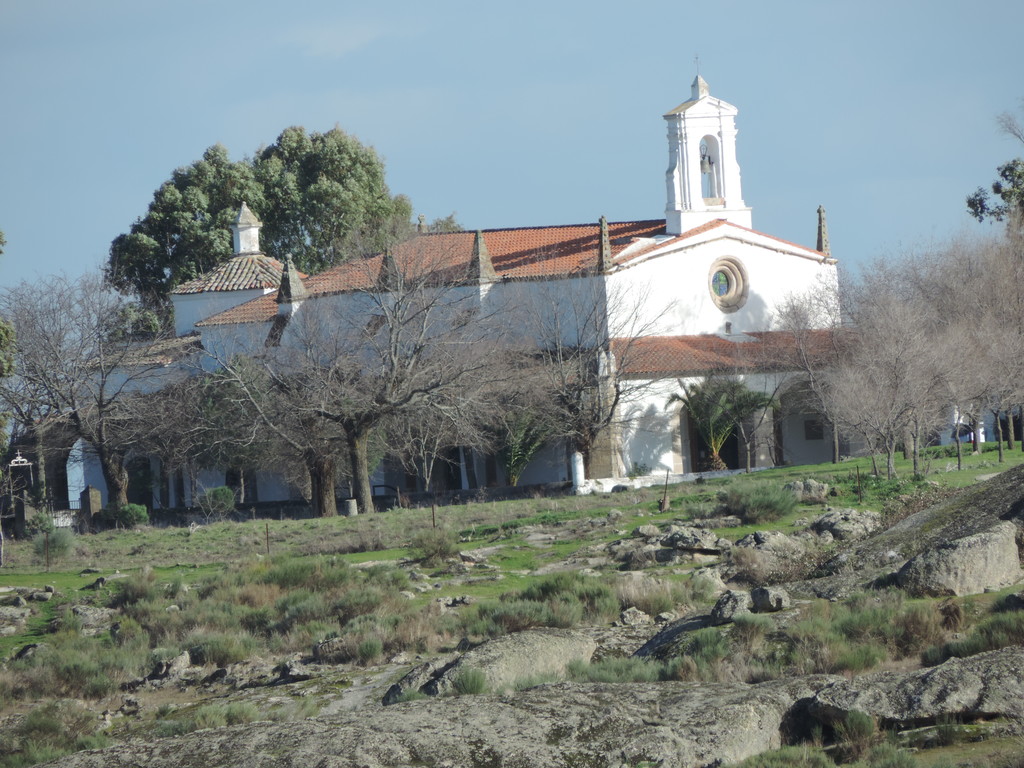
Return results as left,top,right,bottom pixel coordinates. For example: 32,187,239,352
1,448,1023,764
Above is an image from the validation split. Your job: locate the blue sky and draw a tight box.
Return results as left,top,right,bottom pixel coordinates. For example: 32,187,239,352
1,0,1021,291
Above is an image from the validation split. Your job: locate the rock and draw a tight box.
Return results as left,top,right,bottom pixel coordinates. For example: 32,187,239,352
785,479,830,503
632,524,661,538
276,660,314,684
811,508,882,541
312,637,350,664
70,605,117,636
735,530,805,554
383,654,460,705
425,628,597,696
689,515,743,529
619,606,653,627
45,675,840,768
809,646,1024,726
148,651,191,681
710,590,753,624
896,521,1022,597
14,642,44,661
751,586,791,613
663,526,731,553
30,590,52,602
84,577,106,590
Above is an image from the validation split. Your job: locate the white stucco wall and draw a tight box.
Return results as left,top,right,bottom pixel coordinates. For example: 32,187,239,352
172,288,272,337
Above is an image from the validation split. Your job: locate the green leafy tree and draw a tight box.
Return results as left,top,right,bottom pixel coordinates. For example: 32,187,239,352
254,126,412,275
967,102,1024,223
108,127,410,308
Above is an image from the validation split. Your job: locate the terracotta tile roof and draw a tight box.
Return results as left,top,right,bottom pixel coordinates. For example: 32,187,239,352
197,217,829,328
118,333,204,368
173,254,303,294
614,330,839,377
199,220,668,326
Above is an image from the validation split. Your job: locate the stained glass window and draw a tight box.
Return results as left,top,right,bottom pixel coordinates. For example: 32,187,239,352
712,270,730,297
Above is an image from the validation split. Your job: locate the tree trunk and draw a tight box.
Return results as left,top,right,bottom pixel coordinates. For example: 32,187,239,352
912,432,920,476
306,452,337,517
971,415,980,454
993,411,1005,463
348,431,374,516
885,445,896,480
98,450,129,510
955,429,963,471
1007,408,1016,451
831,420,840,464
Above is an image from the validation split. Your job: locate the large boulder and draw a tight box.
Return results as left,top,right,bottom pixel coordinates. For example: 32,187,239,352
811,508,882,541
42,675,838,768
785,479,830,504
751,587,791,613
663,526,732,554
808,646,1024,727
895,521,1022,597
709,590,753,625
425,628,597,695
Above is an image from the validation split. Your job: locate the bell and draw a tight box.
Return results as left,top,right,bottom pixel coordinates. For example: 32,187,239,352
700,155,712,174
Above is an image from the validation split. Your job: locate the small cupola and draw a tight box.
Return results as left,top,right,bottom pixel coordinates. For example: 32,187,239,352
231,202,263,255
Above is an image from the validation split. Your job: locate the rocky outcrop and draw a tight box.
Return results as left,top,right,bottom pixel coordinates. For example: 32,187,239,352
811,508,882,541
386,629,597,701
808,646,1024,727
895,521,1021,597
45,676,838,768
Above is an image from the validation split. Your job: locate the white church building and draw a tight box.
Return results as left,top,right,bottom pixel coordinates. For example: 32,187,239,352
69,77,841,507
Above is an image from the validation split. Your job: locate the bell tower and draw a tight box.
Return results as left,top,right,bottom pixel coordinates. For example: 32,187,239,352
664,76,751,234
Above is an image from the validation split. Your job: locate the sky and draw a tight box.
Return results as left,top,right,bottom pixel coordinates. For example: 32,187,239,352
1,0,1022,292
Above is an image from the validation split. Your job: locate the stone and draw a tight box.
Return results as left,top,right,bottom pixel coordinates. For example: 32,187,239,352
784,479,830,503
425,628,597,696
70,605,117,636
710,590,753,624
896,521,1022,597
312,637,350,664
811,508,882,541
632,524,661,539
30,590,52,602
619,606,653,627
751,586,791,613
45,675,840,768
663,526,730,553
809,646,1024,726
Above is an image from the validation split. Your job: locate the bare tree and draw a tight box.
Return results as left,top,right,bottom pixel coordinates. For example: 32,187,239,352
526,279,665,479
220,240,507,515
0,273,180,509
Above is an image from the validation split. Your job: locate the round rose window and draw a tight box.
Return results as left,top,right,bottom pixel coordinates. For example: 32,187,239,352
708,258,748,312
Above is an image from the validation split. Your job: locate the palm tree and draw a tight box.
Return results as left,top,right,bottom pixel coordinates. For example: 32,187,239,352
670,378,775,472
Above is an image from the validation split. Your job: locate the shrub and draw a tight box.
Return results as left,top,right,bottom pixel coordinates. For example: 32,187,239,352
616,577,689,616
835,710,876,760
1,700,110,768
31,528,74,564
104,503,149,528
726,745,835,768
356,636,383,665
923,610,1024,665
198,486,236,521
566,657,661,683
409,527,458,565
451,667,488,695
864,743,916,768
718,482,797,524
186,631,258,667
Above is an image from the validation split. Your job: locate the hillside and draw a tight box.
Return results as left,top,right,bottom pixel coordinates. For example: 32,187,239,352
1,452,1023,768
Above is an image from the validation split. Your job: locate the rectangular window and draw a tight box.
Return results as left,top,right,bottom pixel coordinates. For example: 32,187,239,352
804,419,824,441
